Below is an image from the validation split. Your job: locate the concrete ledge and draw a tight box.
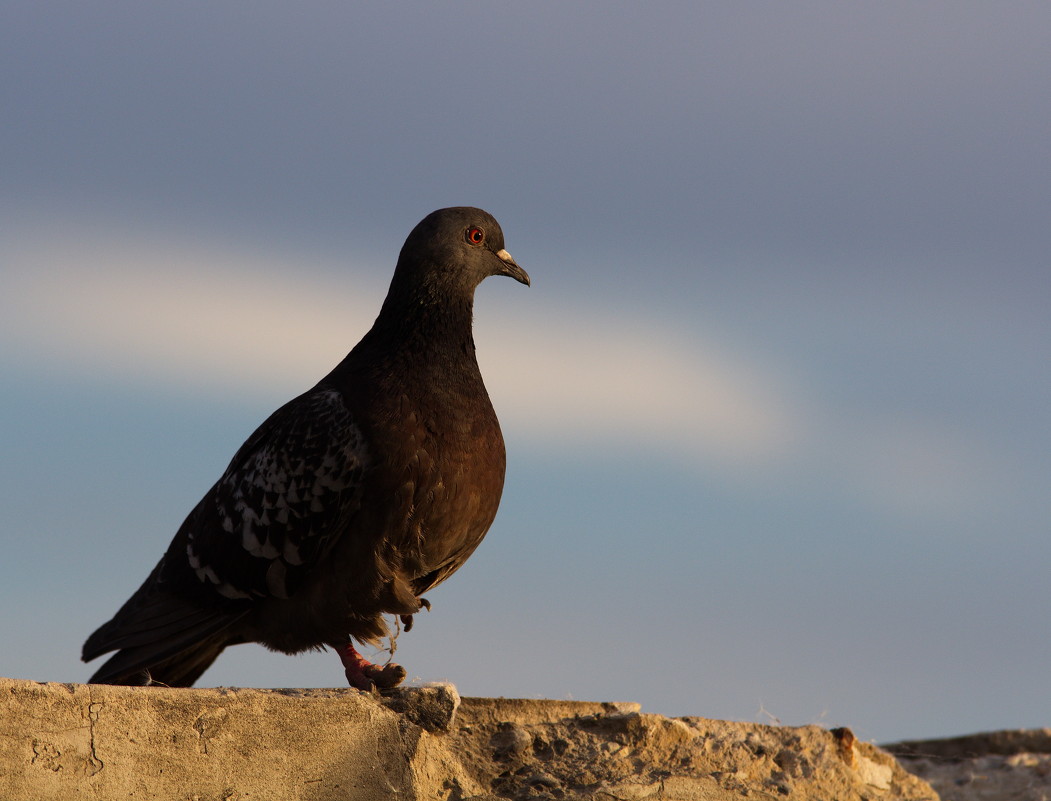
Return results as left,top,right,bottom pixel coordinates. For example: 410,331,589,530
887,729,1051,801
1,676,936,800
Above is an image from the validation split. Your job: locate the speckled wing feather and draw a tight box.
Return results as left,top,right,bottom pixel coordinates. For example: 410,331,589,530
183,386,368,602
81,387,369,681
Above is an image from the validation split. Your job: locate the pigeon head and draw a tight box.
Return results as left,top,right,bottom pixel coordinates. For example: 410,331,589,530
390,207,530,301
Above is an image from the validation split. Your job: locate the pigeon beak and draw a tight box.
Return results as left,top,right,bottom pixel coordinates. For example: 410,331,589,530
495,248,530,286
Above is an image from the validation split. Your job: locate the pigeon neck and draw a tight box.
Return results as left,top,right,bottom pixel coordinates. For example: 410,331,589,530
364,288,479,362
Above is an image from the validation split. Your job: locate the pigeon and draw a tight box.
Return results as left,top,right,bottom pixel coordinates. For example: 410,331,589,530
82,207,529,690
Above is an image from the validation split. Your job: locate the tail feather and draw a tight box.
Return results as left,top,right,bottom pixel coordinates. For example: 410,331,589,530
82,600,236,662
83,563,248,686
87,630,233,686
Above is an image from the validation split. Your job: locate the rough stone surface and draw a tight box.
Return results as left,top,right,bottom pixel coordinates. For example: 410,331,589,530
887,729,1051,801
1,676,936,800
449,702,934,800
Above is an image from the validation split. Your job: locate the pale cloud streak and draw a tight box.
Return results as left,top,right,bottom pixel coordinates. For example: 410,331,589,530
2,229,798,469
6,227,1021,525
4,232,382,394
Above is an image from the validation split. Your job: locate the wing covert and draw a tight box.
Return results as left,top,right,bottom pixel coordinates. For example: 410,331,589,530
184,387,368,601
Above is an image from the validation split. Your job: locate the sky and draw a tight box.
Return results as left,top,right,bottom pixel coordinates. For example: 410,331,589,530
2,2,1049,744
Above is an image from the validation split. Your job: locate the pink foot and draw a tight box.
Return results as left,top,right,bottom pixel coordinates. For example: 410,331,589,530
333,642,407,691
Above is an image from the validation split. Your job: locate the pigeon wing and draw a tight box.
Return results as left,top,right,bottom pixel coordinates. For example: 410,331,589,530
183,386,369,602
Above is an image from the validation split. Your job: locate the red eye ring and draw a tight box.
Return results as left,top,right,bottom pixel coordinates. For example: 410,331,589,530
465,226,485,245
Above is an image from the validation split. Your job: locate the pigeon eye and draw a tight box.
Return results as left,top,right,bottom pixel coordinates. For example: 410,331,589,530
465,227,485,246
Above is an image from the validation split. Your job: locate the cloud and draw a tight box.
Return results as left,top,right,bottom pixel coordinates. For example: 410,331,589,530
3,229,383,393
2,226,798,469
4,223,1033,528
2,220,1040,535
479,309,797,464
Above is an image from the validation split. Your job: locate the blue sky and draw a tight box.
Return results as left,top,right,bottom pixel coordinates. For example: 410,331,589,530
2,2,1049,743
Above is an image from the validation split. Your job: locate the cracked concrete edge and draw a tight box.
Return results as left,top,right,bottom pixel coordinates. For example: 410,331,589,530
1,677,939,801
2,677,428,800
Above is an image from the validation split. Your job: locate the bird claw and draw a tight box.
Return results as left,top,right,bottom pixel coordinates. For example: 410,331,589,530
400,597,431,633
361,662,407,691
334,642,407,692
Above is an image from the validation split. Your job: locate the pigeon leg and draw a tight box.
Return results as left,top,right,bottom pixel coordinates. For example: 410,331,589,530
333,642,407,691
400,596,431,633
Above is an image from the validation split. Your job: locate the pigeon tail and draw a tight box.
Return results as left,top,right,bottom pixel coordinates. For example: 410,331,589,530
83,571,247,686
87,629,233,686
